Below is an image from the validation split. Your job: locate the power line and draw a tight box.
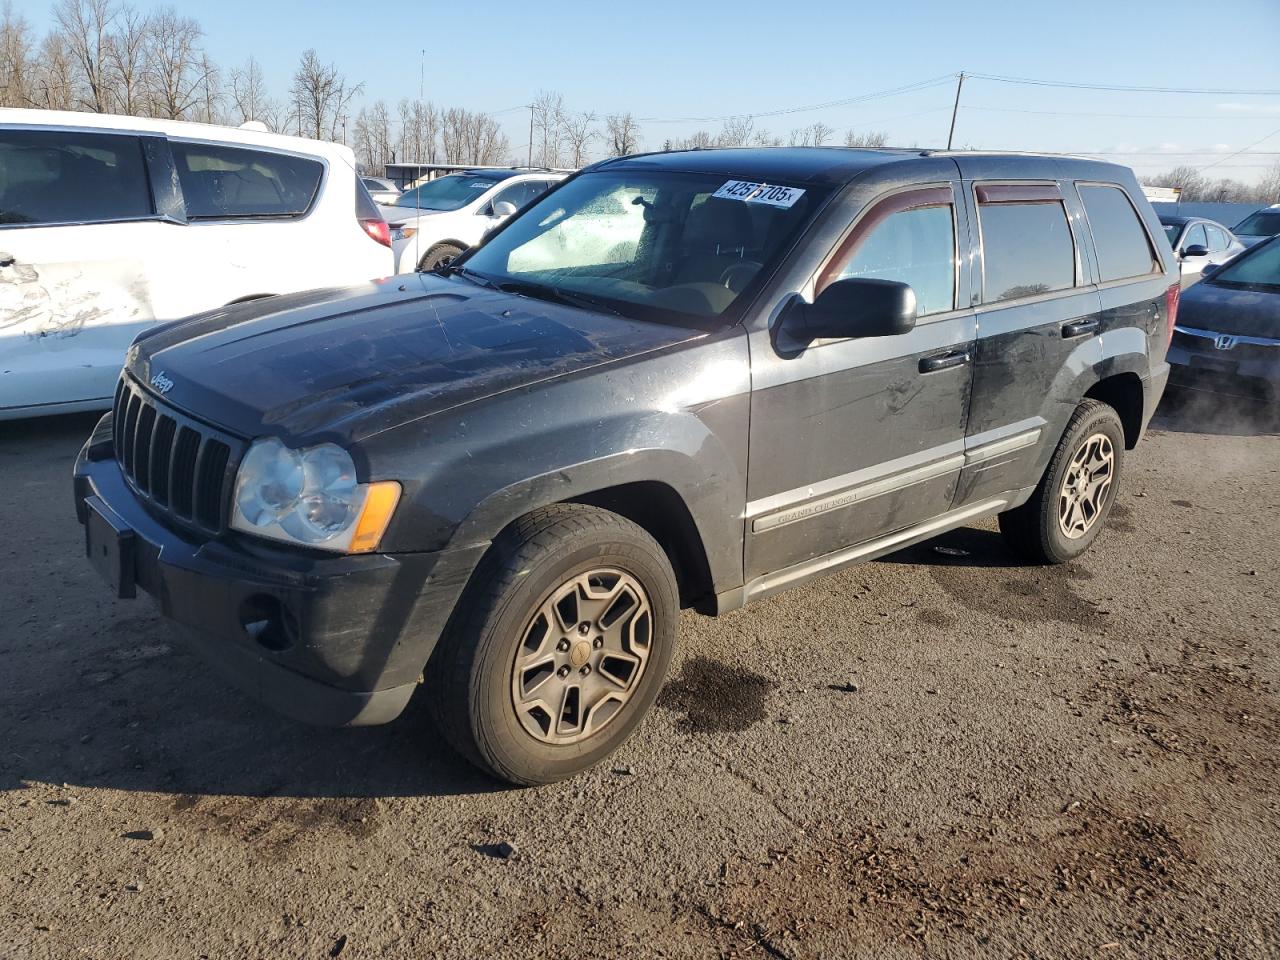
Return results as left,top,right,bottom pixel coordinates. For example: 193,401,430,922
633,74,956,124
1196,125,1280,173
966,72,1280,96
965,104,1280,122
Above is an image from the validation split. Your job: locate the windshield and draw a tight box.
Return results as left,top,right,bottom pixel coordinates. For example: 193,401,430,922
1162,223,1181,244
1233,210,1280,237
1212,237,1280,289
459,170,830,326
394,174,500,211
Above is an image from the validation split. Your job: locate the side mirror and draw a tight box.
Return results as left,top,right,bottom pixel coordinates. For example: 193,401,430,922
491,200,518,218
1181,244,1209,259
789,277,917,341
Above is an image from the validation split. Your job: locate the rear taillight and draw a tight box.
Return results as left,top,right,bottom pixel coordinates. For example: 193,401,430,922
1165,282,1180,342
361,217,391,248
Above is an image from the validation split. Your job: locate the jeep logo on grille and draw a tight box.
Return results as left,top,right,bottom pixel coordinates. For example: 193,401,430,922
150,371,174,394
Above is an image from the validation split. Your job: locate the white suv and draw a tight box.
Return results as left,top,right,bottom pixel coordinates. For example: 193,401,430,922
0,109,394,420
381,169,564,272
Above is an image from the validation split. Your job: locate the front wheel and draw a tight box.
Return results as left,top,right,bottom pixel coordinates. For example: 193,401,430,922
998,399,1126,564
427,504,679,786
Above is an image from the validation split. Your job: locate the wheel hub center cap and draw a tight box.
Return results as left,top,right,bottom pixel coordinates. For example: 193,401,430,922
569,640,592,668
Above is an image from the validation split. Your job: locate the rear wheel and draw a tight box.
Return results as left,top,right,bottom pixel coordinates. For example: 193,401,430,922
998,399,1126,564
427,504,678,786
419,243,465,272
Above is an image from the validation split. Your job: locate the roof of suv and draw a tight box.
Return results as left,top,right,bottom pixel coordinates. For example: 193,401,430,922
0,107,356,165
593,146,1134,186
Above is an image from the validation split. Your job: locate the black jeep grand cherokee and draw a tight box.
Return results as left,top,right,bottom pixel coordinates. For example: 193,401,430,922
75,148,1176,785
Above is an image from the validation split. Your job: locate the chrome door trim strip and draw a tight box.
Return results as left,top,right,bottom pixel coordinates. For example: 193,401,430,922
965,428,1042,466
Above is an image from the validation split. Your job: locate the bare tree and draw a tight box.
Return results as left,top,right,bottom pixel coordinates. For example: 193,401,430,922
1141,165,1207,201
788,121,833,147
229,55,268,124
605,112,641,156
530,90,564,167
561,110,597,167
752,128,784,148
1258,161,1280,204
54,0,117,111
0,1,35,107
397,98,440,163
194,51,221,123
354,99,394,172
33,31,76,110
717,116,754,147
844,128,888,148
290,48,361,140
145,8,207,119
107,4,149,115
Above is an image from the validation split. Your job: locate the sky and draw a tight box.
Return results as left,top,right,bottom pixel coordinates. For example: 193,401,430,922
24,0,1280,181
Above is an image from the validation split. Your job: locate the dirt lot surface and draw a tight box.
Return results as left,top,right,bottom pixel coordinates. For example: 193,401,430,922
2,394,1278,959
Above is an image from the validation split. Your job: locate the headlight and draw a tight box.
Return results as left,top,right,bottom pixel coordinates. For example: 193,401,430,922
391,226,416,242
231,438,400,553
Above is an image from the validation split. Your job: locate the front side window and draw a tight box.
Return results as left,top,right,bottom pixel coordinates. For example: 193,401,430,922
462,170,830,325
0,129,152,227
393,174,502,212
491,179,550,212
977,186,1076,302
1079,185,1159,282
1181,223,1207,251
827,199,956,317
171,141,323,219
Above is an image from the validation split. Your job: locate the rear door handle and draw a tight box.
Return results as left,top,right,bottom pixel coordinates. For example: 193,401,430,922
1062,318,1100,338
918,350,970,373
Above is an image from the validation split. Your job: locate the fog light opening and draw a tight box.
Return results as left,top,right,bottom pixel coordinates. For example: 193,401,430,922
239,594,296,652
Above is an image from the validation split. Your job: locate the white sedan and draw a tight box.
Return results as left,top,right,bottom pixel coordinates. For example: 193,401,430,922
381,170,564,273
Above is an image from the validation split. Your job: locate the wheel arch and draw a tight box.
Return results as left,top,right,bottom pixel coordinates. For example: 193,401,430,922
1085,371,1145,449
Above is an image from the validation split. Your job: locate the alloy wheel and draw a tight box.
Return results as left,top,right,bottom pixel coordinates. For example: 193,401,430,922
1058,432,1115,539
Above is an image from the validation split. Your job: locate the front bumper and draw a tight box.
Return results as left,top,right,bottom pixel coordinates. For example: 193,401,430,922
73,416,488,727
1167,327,1280,402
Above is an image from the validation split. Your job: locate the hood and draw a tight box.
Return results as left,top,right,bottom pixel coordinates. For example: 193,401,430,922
379,203,448,226
127,274,705,443
1179,279,1279,339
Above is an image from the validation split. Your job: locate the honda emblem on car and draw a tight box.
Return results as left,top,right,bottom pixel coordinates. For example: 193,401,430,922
1213,334,1238,351
150,371,174,394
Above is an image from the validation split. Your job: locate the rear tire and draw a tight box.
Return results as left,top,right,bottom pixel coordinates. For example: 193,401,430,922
419,243,465,272
427,504,679,786
998,399,1126,564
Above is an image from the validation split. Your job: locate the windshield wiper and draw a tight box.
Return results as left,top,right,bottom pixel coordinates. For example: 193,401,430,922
440,265,499,289
495,279,624,317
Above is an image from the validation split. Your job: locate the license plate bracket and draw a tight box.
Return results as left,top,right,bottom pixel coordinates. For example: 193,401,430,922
85,495,136,599
1189,354,1238,376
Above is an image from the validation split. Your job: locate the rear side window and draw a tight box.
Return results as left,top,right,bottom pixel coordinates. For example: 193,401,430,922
171,141,323,220
1205,224,1229,253
830,202,956,316
977,186,1076,302
1079,185,1159,282
0,129,152,227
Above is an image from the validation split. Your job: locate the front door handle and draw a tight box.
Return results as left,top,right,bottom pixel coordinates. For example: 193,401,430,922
1062,318,1100,339
918,350,970,373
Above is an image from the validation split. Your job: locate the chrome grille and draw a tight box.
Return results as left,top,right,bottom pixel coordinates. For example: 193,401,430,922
112,376,241,534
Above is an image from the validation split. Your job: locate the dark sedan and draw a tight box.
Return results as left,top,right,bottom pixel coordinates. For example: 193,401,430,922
1168,235,1280,401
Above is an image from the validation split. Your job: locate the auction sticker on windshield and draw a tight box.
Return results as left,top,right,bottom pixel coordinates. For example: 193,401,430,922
713,180,805,208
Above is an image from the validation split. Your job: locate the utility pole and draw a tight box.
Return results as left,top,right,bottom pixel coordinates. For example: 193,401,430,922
527,105,534,167
419,50,425,102
946,72,965,150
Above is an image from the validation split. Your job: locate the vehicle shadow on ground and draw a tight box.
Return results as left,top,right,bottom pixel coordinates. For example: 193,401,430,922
0,412,509,801
1153,388,1279,437
881,526,1024,569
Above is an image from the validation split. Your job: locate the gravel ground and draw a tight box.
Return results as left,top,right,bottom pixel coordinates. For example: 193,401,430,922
2,392,1278,960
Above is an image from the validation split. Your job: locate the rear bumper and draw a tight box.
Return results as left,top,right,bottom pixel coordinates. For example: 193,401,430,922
1168,346,1279,403
73,417,487,726
1141,362,1171,434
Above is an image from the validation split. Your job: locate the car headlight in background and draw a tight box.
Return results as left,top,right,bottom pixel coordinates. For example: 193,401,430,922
230,438,400,554
390,226,417,242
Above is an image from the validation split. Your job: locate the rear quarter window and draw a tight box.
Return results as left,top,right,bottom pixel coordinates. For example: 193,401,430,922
171,141,323,220
0,129,153,227
1079,185,1159,282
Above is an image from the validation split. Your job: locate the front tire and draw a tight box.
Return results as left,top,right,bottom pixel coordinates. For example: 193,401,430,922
998,399,1126,564
428,504,679,786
